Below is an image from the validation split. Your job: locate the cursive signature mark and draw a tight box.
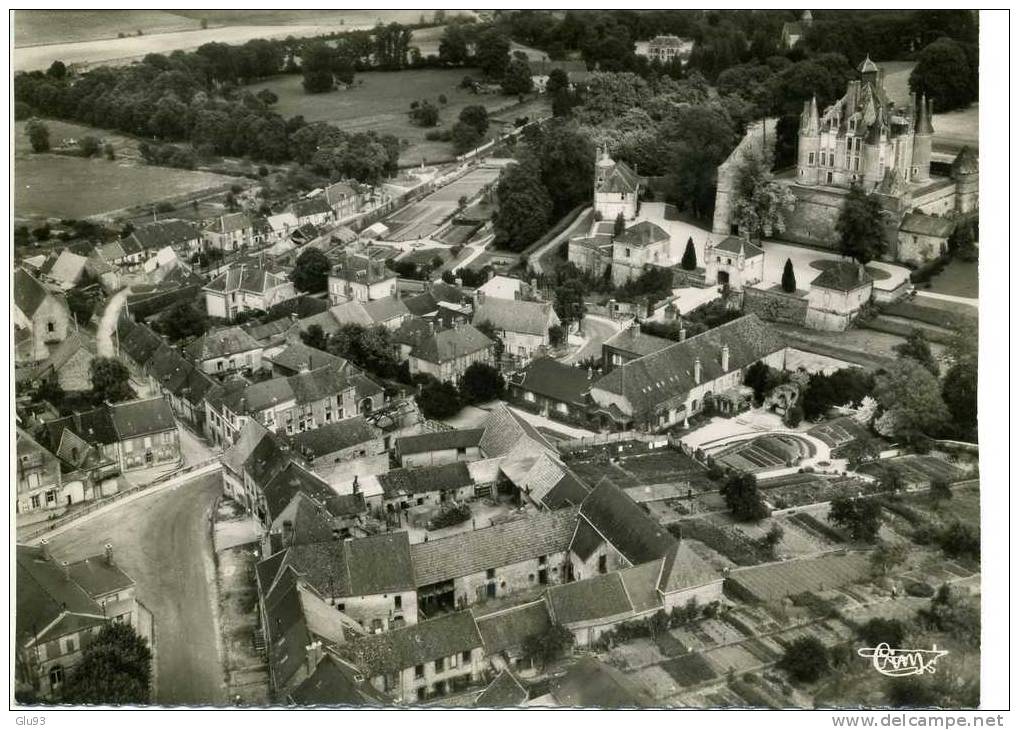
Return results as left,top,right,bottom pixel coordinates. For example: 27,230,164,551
857,643,948,677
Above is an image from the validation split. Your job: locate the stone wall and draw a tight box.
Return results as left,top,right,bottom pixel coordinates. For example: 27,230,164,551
743,286,808,326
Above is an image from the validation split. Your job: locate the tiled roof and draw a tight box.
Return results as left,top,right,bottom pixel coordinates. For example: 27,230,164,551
658,541,721,594
243,433,294,491
403,292,439,317
410,507,579,586
117,317,165,368
291,654,387,706
577,480,676,565
67,553,135,598
478,405,556,458
474,670,529,707
712,235,764,258
184,326,262,362
603,326,674,358
810,262,873,291
615,221,669,248
203,265,285,295
473,297,557,337
109,397,177,440
338,611,482,676
377,462,473,499
410,323,493,365
290,417,376,459
511,358,591,406
591,315,785,418
328,301,375,328
363,296,409,323
292,197,332,219
395,428,484,456
14,268,55,317
46,250,88,285
617,559,665,613
541,470,592,510
475,599,551,654
330,254,395,286
325,181,359,205
549,656,655,708
282,532,416,598
16,545,104,644
569,518,603,562
205,212,252,234
223,419,271,476
126,219,199,251
547,572,632,624
899,212,955,238
596,159,640,195
263,462,337,523
265,342,344,375
263,568,312,688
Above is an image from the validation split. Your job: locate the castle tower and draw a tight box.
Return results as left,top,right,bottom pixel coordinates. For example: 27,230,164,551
911,94,934,182
862,115,884,187
595,146,614,187
858,54,881,89
797,95,820,186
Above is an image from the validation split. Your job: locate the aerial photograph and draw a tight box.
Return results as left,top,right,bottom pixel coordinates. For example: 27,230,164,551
11,8,985,713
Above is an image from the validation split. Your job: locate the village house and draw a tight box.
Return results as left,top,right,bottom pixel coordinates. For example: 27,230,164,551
263,341,346,378
409,322,495,384
474,667,531,707
508,357,592,422
594,147,642,222
122,218,202,260
328,254,398,305
377,461,475,513
16,428,68,514
529,59,591,93
601,323,674,372
474,600,552,674
610,220,675,287
394,428,485,468
184,326,265,377
780,9,812,48
292,196,334,228
703,235,765,291
265,212,299,246
14,268,71,364
328,297,411,331
805,261,875,331
20,332,95,394
202,212,263,251
588,314,787,431
641,34,694,64
203,265,298,322
337,610,485,703
39,250,89,291
288,416,384,468
15,543,151,699
472,295,560,363
897,212,956,266
410,507,579,614
325,181,363,220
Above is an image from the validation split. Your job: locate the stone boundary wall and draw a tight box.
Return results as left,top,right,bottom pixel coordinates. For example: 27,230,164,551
743,286,808,326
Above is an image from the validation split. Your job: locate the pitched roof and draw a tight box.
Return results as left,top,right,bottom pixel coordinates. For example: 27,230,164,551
615,221,669,248
810,262,873,291
66,553,135,598
223,419,271,475
473,297,557,337
658,541,721,594
16,545,104,644
410,323,493,365
203,265,285,295
577,480,677,565
475,599,551,654
292,197,333,219
290,417,376,459
474,670,529,707
549,657,655,708
281,532,416,598
14,268,56,318
205,212,252,234
541,469,593,510
264,342,344,374
46,250,88,285
596,158,641,195
325,181,359,205
377,462,473,499
478,405,556,458
184,326,262,362
395,428,484,456
711,235,764,258
410,507,579,586
899,212,955,238
291,654,387,706
952,146,978,175
403,292,439,317
603,326,674,358
24,332,94,383
511,358,591,406
362,297,409,323
338,611,482,676
263,462,338,523
591,315,785,417
109,397,177,440
126,219,199,250
116,317,165,368
547,572,633,624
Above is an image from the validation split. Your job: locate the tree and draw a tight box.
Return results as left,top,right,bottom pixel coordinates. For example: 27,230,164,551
475,321,505,361
59,622,152,705
36,376,65,408
758,524,784,557
870,542,908,576
290,248,331,293
89,357,135,404
159,301,208,343
731,150,796,241
66,288,98,326
874,359,950,445
554,278,586,326
661,104,738,220
458,105,489,136
528,120,595,216
546,68,570,97
743,361,782,405
522,623,574,670
942,360,977,440
783,403,804,427
937,521,980,561
835,184,887,264
302,68,334,94
802,367,875,421
493,154,552,252
680,237,698,271
416,378,462,420
409,100,440,127
613,212,626,238
475,28,511,78
501,58,534,95
548,324,566,348
894,329,939,375
778,636,830,683
930,477,953,506
459,362,505,404
858,618,907,650
438,24,470,66
828,496,882,542
451,121,483,154
781,258,796,292
26,118,50,152
300,323,328,352
256,88,279,106
909,37,978,113
721,473,769,522
78,135,101,157
47,60,68,79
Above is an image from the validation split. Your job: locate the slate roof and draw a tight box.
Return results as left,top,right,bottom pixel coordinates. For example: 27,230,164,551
330,254,395,285
338,611,482,676
263,568,312,688
403,292,439,317
899,212,955,238
184,326,262,362
67,553,135,598
16,545,104,645
363,297,409,323
602,326,674,358
117,317,165,368
205,212,252,234
220,363,354,415
410,323,493,365
591,315,785,417
473,297,557,337
377,462,473,499
511,358,591,406
474,670,529,707
952,146,978,175
327,301,375,328
204,265,286,295
126,219,199,251
291,654,387,706
395,428,484,456
596,158,641,195
244,433,295,491
810,262,874,291
223,419,271,476
410,507,579,586
712,235,764,258
263,462,337,523
290,417,376,459
541,470,593,510
44,407,118,448
617,559,665,613
658,541,721,594
615,221,669,248
547,572,633,624
109,397,177,439
478,405,556,458
281,532,416,598
475,599,551,654
265,342,345,375
14,268,55,317
575,480,677,565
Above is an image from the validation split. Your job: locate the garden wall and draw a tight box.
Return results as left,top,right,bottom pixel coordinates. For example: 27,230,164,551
743,286,808,326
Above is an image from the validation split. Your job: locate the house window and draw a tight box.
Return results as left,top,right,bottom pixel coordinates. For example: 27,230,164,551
434,657,445,673
49,665,64,688
486,568,495,579
462,650,471,664
47,321,55,333
826,172,834,184
538,555,547,566
624,248,630,258
336,603,345,611
30,495,40,509
45,490,56,505
415,664,425,679
394,595,402,609
598,555,607,574
417,687,427,701
64,637,76,653
807,152,815,165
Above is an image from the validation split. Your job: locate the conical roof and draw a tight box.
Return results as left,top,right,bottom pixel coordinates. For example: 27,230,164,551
915,94,934,135
858,54,878,74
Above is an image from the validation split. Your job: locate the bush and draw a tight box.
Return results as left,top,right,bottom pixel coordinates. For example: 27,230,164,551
858,618,907,649
428,502,471,530
778,636,830,683
155,201,175,213
904,580,935,598
425,129,453,142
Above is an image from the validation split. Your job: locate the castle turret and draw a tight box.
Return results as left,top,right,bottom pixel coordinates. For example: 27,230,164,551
858,54,880,88
862,116,884,187
911,94,933,182
797,96,821,186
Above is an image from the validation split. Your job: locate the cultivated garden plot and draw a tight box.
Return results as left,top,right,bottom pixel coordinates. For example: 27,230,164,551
759,474,879,511
859,454,968,487
807,417,873,451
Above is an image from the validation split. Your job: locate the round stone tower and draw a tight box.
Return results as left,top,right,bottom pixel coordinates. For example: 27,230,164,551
911,94,934,182
797,96,820,186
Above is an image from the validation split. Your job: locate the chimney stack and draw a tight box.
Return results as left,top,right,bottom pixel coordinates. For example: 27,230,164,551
305,640,323,675
721,345,730,372
105,543,114,566
62,560,71,580
352,475,360,495
678,327,687,342
40,539,50,561
858,263,865,282
694,358,702,385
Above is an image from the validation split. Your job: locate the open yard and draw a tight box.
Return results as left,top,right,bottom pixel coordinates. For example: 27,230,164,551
245,70,548,165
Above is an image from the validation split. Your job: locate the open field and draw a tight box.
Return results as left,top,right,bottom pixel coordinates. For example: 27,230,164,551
880,60,978,153
14,119,140,159
15,10,201,47
927,258,979,298
245,71,548,165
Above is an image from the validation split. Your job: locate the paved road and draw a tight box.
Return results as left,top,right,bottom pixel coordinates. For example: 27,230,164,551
95,286,131,358
527,206,593,275
561,314,622,366
48,472,227,706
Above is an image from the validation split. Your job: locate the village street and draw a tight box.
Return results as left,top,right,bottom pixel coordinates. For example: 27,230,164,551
48,471,227,705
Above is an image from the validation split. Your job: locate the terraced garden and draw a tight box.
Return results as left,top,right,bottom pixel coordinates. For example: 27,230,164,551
807,417,873,450
714,434,814,474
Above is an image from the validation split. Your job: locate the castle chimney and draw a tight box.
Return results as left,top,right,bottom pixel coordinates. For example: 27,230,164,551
305,640,323,675
721,345,730,372
39,539,50,561
104,543,114,566
694,358,702,385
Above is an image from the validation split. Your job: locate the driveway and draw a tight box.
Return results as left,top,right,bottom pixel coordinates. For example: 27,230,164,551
561,314,622,365
96,286,131,357
48,471,227,706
